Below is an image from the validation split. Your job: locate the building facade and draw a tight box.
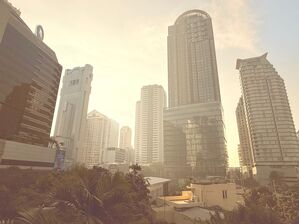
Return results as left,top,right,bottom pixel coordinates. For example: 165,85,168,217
134,101,141,163
135,85,166,165
119,126,132,149
165,10,227,177
81,110,119,168
168,10,221,107
104,147,126,164
236,53,299,183
0,0,62,147
54,65,93,166
236,97,253,175
119,126,134,164
164,102,227,178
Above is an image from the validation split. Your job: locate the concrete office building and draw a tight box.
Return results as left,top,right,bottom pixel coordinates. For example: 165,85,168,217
236,97,253,175
236,53,299,184
0,0,62,168
82,110,119,168
165,10,227,177
135,85,166,165
54,65,93,166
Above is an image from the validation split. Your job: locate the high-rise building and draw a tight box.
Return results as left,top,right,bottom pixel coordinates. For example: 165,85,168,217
168,10,221,107
134,101,141,163
0,0,62,168
135,85,166,165
236,53,299,183
236,97,253,175
165,10,227,178
0,0,62,146
54,65,93,166
108,119,119,148
119,126,134,164
164,102,227,178
119,126,132,149
81,110,119,168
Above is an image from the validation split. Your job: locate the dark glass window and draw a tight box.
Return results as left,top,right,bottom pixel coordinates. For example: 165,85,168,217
0,24,62,146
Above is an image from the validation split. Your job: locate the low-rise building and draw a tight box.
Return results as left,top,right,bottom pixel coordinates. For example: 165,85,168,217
153,204,216,224
104,147,126,164
157,182,242,211
147,177,170,200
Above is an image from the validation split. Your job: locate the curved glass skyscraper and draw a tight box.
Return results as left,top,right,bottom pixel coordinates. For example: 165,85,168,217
164,10,227,178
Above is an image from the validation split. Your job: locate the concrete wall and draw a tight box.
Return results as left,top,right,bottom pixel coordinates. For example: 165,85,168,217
192,183,238,211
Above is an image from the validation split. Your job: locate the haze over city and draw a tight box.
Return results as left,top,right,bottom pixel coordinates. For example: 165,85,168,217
8,0,299,167
2,0,299,223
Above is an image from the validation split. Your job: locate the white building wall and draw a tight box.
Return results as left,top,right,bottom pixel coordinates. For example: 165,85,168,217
82,110,119,168
136,85,166,165
54,65,93,166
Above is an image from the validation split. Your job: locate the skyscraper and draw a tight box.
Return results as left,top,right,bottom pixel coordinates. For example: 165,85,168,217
119,126,132,149
0,0,62,147
119,126,134,164
108,119,119,148
82,110,119,168
54,65,93,166
134,101,141,164
165,10,227,178
135,85,166,165
0,0,62,169
236,53,299,183
236,97,253,175
168,10,221,107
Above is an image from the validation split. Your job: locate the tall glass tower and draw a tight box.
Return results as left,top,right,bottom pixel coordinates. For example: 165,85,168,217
164,10,227,178
168,10,221,107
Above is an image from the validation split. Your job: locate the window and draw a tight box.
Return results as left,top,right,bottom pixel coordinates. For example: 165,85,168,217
69,79,79,86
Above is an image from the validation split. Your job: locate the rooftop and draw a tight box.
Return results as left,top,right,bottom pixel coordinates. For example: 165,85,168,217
146,177,171,186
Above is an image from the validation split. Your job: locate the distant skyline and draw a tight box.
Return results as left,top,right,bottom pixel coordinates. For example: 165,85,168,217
9,0,299,167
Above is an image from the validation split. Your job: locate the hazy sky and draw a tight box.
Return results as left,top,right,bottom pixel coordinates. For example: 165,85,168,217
9,0,299,167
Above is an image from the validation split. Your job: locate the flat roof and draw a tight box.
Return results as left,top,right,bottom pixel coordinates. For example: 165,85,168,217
146,177,171,186
178,207,216,221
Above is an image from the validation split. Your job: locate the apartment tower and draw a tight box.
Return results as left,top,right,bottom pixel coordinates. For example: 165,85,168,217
82,110,119,168
236,97,253,175
236,53,299,183
135,85,166,165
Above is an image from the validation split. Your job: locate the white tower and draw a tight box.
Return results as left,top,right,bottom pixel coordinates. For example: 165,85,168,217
54,64,93,166
135,85,166,165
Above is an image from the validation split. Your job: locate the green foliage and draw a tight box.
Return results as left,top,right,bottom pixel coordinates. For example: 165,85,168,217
197,205,282,224
0,165,156,224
